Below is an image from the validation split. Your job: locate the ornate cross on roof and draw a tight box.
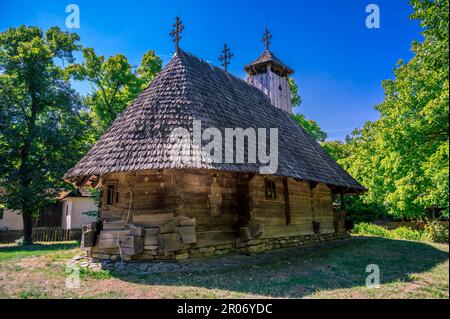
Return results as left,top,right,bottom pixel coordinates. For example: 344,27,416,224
170,17,184,53
219,43,233,72
262,28,272,51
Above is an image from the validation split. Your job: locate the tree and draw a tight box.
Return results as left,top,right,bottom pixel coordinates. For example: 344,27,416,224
0,26,92,244
289,77,302,107
324,0,449,219
322,140,351,161
67,49,162,134
291,113,328,142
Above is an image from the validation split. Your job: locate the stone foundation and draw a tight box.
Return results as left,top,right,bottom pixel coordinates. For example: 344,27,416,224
87,231,350,261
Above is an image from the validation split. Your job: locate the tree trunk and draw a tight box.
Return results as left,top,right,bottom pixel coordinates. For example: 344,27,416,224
18,85,38,246
22,212,33,245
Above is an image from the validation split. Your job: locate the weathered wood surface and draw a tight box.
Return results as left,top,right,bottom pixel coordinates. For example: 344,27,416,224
249,175,336,235
93,169,338,258
246,67,292,114
158,233,190,252
175,226,196,244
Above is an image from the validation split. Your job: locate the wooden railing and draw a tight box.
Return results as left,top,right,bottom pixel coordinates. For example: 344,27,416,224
0,227,81,244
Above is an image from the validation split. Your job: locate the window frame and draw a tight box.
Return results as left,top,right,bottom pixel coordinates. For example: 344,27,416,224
105,180,118,207
265,179,277,200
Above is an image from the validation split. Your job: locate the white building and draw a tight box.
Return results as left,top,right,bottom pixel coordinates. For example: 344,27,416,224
0,189,98,231
60,189,99,230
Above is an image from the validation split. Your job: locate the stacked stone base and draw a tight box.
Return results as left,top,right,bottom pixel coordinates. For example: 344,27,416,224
87,231,350,261
237,232,350,255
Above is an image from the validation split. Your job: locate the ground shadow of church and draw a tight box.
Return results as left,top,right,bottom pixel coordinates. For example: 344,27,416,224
107,237,448,298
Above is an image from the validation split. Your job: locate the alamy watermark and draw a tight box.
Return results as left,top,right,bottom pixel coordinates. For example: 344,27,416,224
365,4,380,29
169,120,279,174
65,4,80,29
65,263,80,289
366,264,380,288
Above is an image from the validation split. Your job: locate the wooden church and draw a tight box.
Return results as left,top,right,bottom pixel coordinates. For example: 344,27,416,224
65,19,364,261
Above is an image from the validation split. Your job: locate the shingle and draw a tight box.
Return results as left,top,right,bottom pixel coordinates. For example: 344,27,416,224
244,49,294,76
65,50,364,191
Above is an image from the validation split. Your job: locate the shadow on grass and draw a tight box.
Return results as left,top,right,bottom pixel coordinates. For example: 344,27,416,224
109,237,449,298
0,242,79,261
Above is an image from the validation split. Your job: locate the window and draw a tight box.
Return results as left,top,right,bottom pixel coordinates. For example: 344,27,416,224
106,181,118,206
265,179,277,199
0,207,4,220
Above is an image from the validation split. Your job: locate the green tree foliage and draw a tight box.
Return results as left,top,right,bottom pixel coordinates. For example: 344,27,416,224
289,77,302,107
324,0,449,219
322,140,351,161
0,26,92,244
67,49,162,134
291,114,328,142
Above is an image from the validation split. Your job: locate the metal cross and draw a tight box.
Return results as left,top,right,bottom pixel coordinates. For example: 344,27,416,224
219,43,233,72
262,28,272,51
170,17,184,53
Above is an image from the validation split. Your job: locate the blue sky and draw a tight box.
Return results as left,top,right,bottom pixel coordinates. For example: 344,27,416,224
0,0,423,141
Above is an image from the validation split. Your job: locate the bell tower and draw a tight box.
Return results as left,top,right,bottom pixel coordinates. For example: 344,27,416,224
244,29,294,114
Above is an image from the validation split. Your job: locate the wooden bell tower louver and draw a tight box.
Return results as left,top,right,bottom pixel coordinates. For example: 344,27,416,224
244,29,294,114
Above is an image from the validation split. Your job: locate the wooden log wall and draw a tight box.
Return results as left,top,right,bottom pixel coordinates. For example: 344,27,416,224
246,67,292,114
95,169,339,259
311,183,335,233
248,175,336,238
99,169,246,248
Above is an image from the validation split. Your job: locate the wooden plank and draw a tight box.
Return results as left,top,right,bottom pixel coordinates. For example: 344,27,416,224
97,237,119,249
258,225,315,238
283,177,291,225
180,216,196,226
159,218,180,233
99,230,131,239
174,226,196,244
127,223,144,236
158,233,189,252
144,227,160,236
144,234,158,246
196,231,236,247
103,220,126,230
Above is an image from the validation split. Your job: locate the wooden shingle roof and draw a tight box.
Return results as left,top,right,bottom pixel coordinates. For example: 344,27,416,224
65,50,363,191
244,49,294,77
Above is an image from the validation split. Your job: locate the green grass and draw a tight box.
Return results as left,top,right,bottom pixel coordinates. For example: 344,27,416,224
0,237,448,299
0,242,79,261
79,267,113,280
123,237,448,298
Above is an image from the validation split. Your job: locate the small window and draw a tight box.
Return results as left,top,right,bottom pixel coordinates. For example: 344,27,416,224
106,181,118,206
265,179,277,199
0,207,4,220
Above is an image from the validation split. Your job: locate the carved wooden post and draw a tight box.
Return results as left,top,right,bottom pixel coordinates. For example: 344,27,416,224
209,176,222,217
283,177,291,225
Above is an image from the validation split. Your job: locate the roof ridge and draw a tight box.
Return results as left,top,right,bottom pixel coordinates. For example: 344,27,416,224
176,49,274,103
65,48,364,191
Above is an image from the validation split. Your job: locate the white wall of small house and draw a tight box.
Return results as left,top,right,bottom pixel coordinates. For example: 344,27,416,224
0,209,23,230
62,197,98,230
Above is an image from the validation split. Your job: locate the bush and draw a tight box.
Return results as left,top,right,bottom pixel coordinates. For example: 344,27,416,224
343,195,387,224
352,223,390,238
392,227,425,241
352,223,428,241
425,221,449,244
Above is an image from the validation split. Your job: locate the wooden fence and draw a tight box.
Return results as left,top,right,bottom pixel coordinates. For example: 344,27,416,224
0,227,81,244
